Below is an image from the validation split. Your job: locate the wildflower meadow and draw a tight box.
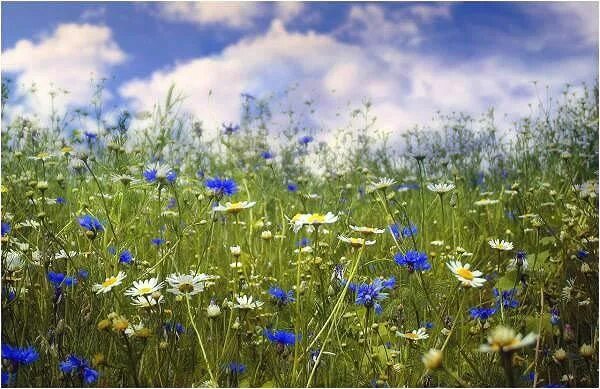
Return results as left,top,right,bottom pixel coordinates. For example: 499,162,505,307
1,78,598,387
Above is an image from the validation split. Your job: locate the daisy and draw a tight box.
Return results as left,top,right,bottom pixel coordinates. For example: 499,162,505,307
446,260,486,288
165,272,219,296
3,251,25,272
233,294,264,310
427,183,455,193
212,201,256,214
488,239,514,251
397,327,429,341
367,177,396,193
349,225,385,235
479,325,537,353
289,212,338,233
338,235,376,248
131,295,164,307
474,199,499,206
124,277,164,297
92,272,126,294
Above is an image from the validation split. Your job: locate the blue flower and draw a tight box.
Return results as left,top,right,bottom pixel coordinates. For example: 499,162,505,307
355,278,393,315
84,131,97,140
469,307,497,321
222,122,239,135
2,371,9,386
389,223,418,240
166,170,177,184
78,269,89,280
493,288,519,309
166,198,177,209
119,249,134,264
268,286,295,306
151,238,164,246
260,151,273,159
576,249,589,261
59,355,99,384
47,272,78,287
299,135,314,145
550,308,560,325
295,238,311,247
264,329,299,346
394,250,430,272
77,215,104,233
1,344,39,365
205,177,238,197
107,246,117,255
164,322,185,335
287,183,298,192
1,222,10,237
225,362,246,374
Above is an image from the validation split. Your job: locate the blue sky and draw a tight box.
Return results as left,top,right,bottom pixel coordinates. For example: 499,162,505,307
2,1,598,139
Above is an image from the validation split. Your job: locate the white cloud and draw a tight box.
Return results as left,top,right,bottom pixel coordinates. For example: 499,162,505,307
80,6,107,22
156,2,267,29
119,17,597,148
2,23,126,124
275,2,305,23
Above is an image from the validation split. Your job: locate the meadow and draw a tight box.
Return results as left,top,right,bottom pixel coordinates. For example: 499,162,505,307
1,82,598,388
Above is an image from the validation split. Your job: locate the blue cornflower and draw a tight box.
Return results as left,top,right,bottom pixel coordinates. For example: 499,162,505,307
550,308,560,325
143,162,176,184
151,238,165,246
268,286,295,306
2,371,9,386
225,362,246,374
493,288,519,309
468,306,497,321
264,329,299,346
59,355,99,384
420,321,434,329
515,250,527,264
287,183,298,192
56,197,66,205
107,246,117,255
394,250,430,272
166,198,176,209
119,249,134,264
260,151,273,159
299,135,314,145
205,177,238,197
166,171,177,183
164,322,185,335
295,238,311,247
222,122,240,135
389,223,418,240
84,130,97,140
78,269,89,280
576,249,589,261
47,272,78,287
77,215,104,235
1,344,39,365
355,278,393,315
1,222,10,237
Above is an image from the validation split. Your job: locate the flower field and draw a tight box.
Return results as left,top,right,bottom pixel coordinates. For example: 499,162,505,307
1,84,598,388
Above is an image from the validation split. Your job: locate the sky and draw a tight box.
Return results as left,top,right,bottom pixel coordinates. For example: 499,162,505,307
1,1,599,141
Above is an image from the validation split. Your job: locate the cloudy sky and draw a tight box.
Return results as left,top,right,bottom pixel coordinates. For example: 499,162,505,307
2,1,598,138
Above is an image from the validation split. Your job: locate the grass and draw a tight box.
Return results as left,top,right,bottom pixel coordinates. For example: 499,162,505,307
0,82,598,387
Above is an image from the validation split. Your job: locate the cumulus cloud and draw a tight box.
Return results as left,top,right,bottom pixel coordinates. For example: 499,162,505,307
119,15,597,146
156,2,268,29
2,23,126,124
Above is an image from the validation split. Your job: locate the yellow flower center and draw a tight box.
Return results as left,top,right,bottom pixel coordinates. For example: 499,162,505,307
404,333,419,340
102,277,118,288
138,286,153,295
457,268,474,280
227,202,245,213
178,283,195,293
307,214,325,223
350,238,365,246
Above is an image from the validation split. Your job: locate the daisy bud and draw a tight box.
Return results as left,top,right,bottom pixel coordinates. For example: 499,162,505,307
581,262,592,273
261,230,273,240
159,341,169,350
152,291,162,300
107,312,118,320
36,181,49,191
553,348,567,363
112,318,129,332
207,301,221,318
580,344,595,359
230,246,242,257
422,348,443,370
97,319,111,331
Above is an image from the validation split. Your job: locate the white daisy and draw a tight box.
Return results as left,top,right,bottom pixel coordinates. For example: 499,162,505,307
131,295,164,307
289,212,338,233
446,260,486,288
233,294,264,310
488,239,514,251
367,177,396,193
92,272,126,294
397,327,429,341
212,201,256,214
427,183,455,193
337,235,376,248
479,325,537,353
124,277,164,297
474,199,499,206
165,272,219,296
349,225,385,235
3,251,25,272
